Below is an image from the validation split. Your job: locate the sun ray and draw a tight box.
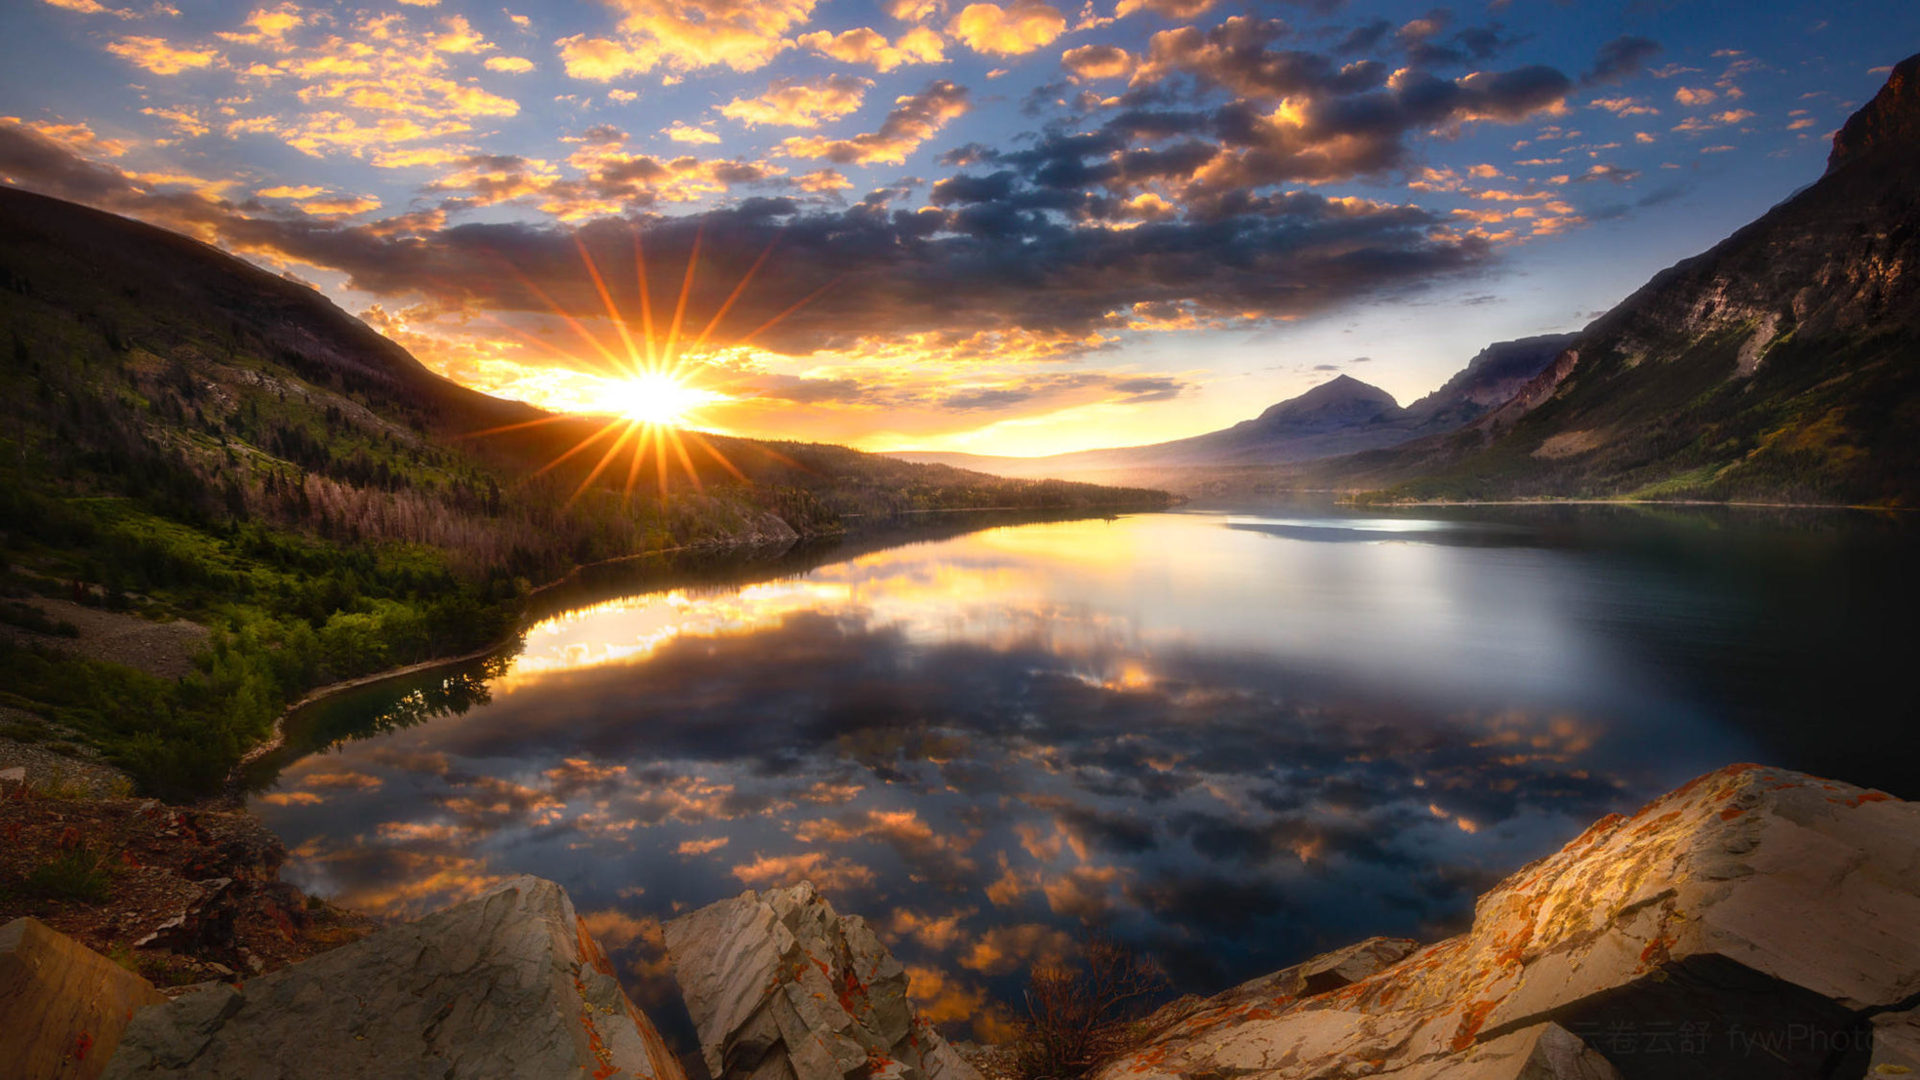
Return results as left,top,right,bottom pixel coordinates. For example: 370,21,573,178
687,433,749,483
465,224,837,500
632,229,659,371
452,412,577,441
491,253,625,374
736,275,843,349
624,423,650,498
575,236,640,377
568,419,643,505
664,428,704,493
533,418,623,477
651,423,671,497
661,225,704,368
686,234,779,357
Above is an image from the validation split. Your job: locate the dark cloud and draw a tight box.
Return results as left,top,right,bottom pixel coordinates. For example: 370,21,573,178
0,121,1496,359
1584,35,1661,86
1335,19,1393,55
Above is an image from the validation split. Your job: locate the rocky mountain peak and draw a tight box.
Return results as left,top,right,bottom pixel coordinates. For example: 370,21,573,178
1827,51,1920,173
1254,374,1399,423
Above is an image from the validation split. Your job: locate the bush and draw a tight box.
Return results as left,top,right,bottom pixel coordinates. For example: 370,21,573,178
26,845,116,904
1013,936,1166,1080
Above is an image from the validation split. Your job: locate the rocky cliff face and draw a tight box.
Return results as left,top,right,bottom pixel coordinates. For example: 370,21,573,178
1368,53,1920,504
1828,54,1920,173
103,876,685,1080
1090,765,1918,1079
665,883,979,1080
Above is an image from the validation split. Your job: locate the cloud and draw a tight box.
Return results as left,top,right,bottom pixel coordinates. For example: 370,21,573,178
779,79,970,165
794,167,852,192
948,1,1067,56
1673,86,1717,106
720,74,874,129
558,0,818,78
1114,0,1216,17
1572,164,1638,184
1588,96,1657,117
1061,43,1134,80
106,34,218,74
665,122,720,143
796,26,946,71
1583,35,1659,86
485,55,535,73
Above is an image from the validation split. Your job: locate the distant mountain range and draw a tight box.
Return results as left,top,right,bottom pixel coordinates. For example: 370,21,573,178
898,51,1920,506
892,335,1576,478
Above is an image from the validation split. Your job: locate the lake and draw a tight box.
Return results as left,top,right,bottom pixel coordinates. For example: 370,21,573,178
247,504,1918,1047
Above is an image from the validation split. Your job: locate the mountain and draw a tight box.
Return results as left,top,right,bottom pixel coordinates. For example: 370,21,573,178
1350,53,1920,505
890,335,1573,480
0,186,1169,796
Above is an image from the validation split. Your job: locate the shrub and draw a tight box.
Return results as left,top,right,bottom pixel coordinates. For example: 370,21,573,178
26,845,116,904
1013,936,1166,1080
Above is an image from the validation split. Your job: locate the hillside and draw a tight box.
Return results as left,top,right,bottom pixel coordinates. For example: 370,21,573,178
890,335,1573,481
1349,53,1920,504
0,187,1170,796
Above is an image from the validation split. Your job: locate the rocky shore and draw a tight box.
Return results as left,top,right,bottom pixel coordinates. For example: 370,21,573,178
3,764,1915,1079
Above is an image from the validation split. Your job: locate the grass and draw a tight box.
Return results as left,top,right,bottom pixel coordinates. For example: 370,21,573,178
25,846,116,904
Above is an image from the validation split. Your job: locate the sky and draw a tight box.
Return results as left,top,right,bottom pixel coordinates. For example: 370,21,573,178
0,0,1913,455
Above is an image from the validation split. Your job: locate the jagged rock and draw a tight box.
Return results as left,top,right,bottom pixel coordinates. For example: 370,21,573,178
0,917,166,1080
104,875,684,1080
1392,1023,1623,1080
1092,765,1919,1080
665,882,980,1080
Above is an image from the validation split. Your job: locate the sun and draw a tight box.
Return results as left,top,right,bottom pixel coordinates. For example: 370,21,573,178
601,371,727,427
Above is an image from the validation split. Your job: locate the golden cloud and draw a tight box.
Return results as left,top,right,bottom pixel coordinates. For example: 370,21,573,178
432,14,493,54
1060,42,1132,79
1114,0,1215,16
778,79,968,165
485,55,535,73
559,0,819,79
665,122,721,143
720,73,873,128
794,167,851,192
796,26,946,71
107,34,219,74
4,117,131,157
947,1,1065,56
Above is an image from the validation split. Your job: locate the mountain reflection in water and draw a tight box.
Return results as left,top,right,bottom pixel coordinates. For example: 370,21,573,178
250,506,1916,1044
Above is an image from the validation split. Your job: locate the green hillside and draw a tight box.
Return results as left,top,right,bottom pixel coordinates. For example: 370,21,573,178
0,187,1169,797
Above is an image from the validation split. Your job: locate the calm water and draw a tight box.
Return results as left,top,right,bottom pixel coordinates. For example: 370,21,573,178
249,505,1917,1044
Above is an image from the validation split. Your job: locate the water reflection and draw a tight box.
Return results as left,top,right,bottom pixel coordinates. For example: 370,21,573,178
251,506,1916,1047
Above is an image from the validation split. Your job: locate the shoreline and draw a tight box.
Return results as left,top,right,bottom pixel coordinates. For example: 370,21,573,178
221,500,1173,795
1341,496,1912,512
221,531,804,793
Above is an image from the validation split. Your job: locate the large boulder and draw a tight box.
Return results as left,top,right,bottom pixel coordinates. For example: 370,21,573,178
103,875,684,1080
1092,765,1920,1080
665,882,979,1080
0,917,166,1080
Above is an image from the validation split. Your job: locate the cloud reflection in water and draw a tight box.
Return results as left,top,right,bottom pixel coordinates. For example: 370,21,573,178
254,510,1797,1042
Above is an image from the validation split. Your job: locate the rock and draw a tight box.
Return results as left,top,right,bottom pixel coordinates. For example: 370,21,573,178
1092,765,1920,1080
1870,1007,1920,1076
104,875,684,1080
665,882,980,1080
1,766,26,786
0,917,166,1080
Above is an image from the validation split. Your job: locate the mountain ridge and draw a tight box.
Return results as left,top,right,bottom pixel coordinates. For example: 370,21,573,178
889,333,1576,481
1334,50,1920,504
